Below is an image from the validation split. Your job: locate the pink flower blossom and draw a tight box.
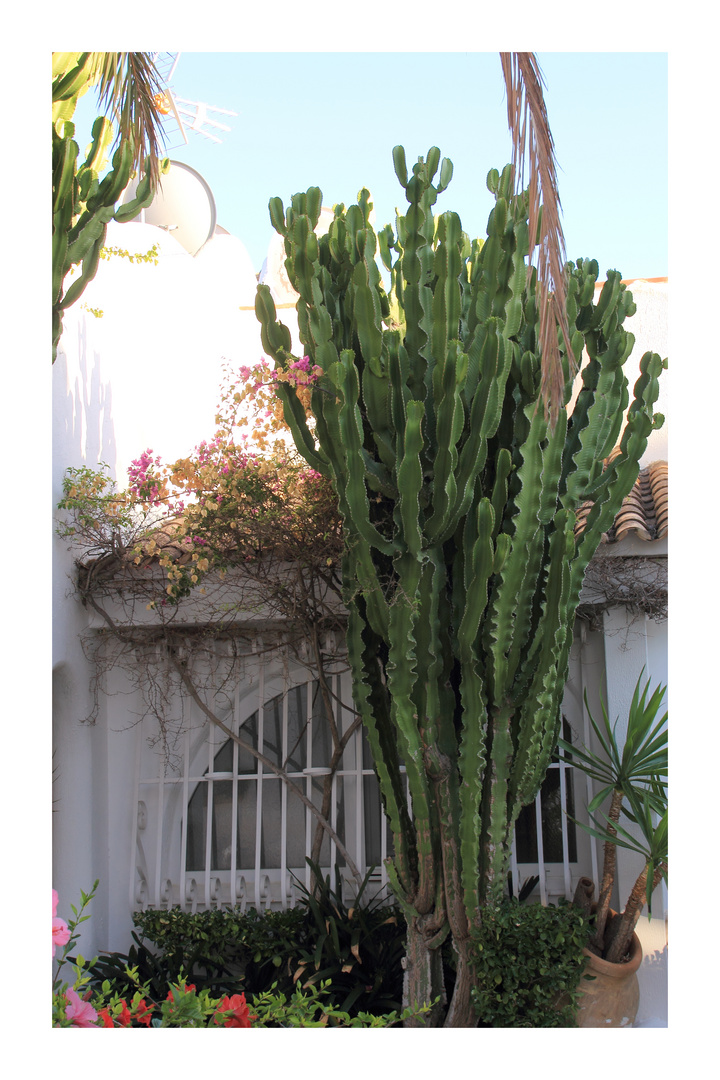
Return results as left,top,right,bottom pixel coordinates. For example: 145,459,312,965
53,889,71,956
64,987,98,1027
53,917,71,956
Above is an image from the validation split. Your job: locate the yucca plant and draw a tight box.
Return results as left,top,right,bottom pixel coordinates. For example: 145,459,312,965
558,670,667,961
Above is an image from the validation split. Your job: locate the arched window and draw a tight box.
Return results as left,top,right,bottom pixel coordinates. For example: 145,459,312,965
185,681,336,876
131,627,597,913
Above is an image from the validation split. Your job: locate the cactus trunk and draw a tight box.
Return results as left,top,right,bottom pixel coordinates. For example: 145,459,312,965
255,148,664,1026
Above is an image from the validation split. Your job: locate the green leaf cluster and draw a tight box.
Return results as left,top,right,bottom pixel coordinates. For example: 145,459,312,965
102,883,408,1017
290,860,407,1015
129,905,309,996
471,899,590,1027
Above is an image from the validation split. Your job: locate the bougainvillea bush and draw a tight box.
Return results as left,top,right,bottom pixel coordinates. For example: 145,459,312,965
57,359,342,612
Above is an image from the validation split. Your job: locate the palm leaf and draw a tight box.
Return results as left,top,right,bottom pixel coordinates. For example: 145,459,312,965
88,52,166,187
500,52,572,428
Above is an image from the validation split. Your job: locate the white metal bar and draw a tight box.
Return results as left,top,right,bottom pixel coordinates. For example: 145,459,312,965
280,660,289,901
509,837,520,899
179,723,191,911
558,761,573,899
330,771,337,875
129,715,143,913
305,680,313,892
204,775,213,911
153,728,166,909
534,792,547,905
354,700,363,876
580,657,600,890
229,678,240,909
254,647,264,910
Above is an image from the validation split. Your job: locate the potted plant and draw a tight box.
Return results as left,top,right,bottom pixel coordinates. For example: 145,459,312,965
557,671,668,1027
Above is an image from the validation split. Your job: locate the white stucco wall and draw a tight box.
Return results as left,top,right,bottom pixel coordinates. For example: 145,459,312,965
52,217,295,956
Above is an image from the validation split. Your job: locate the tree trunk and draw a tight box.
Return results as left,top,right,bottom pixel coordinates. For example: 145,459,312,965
443,937,477,1028
402,913,447,1027
604,862,665,964
592,787,624,953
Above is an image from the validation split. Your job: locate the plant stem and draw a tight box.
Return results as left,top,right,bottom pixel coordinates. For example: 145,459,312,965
604,861,665,964
592,787,624,953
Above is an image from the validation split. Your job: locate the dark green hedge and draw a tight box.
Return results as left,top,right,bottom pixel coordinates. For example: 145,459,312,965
471,898,590,1027
91,867,408,1018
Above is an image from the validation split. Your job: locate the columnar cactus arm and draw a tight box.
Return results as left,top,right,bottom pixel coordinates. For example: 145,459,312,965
52,109,163,359
385,551,439,912
254,284,331,477
345,600,416,897
332,355,397,558
479,704,515,905
571,350,663,588
510,510,575,807
430,321,512,546
562,276,635,506
455,500,496,911
395,401,426,557
483,399,548,704
424,342,468,542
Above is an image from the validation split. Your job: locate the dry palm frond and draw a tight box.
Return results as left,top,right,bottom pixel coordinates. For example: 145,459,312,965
88,52,167,188
500,52,574,428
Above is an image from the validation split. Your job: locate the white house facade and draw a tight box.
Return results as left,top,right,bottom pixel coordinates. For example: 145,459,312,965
52,189,668,1025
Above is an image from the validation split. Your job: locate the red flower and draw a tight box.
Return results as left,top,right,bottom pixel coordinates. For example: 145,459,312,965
131,999,154,1026
212,993,254,1028
116,1000,132,1027
97,1008,115,1028
166,983,196,1003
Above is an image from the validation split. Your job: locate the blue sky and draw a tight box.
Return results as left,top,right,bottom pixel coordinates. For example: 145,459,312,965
74,51,667,281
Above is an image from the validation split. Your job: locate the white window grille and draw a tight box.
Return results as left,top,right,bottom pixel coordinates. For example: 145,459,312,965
131,631,597,915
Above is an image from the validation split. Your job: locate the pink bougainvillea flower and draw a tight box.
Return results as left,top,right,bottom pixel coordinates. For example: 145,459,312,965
64,987,98,1027
212,992,254,1028
52,888,59,917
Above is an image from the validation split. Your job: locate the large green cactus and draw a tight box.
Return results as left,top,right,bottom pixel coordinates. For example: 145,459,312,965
52,53,168,362
255,148,664,1027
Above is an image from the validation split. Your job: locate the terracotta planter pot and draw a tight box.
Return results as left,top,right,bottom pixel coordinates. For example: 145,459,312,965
576,926,642,1028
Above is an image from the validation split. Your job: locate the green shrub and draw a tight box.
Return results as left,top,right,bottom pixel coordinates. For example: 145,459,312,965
250,979,432,1027
290,860,407,1016
132,905,309,995
79,930,181,1002
93,866,408,1017
471,898,590,1027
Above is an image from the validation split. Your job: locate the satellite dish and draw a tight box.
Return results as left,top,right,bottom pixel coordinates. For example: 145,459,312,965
119,160,217,257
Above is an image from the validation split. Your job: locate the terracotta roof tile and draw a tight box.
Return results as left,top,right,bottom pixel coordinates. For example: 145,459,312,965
573,460,667,544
